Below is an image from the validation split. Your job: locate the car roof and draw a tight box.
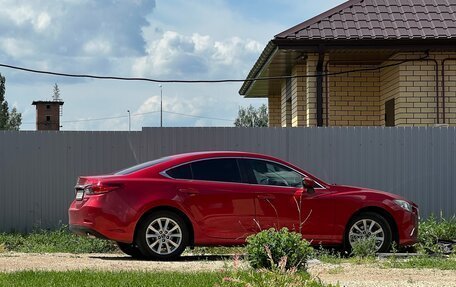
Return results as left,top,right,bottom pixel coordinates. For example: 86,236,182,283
170,151,275,159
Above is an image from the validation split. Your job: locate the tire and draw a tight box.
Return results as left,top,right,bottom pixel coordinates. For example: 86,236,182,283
135,211,189,260
117,242,145,259
345,212,393,253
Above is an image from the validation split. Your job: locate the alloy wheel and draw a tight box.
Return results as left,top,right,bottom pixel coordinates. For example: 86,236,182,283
145,217,183,255
348,219,385,251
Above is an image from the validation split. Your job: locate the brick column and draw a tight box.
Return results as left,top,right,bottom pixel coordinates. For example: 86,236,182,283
268,94,281,127
281,80,292,127
306,54,319,126
291,64,307,127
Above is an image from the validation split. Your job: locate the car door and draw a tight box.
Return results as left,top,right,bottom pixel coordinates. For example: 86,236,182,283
238,159,301,233
239,158,336,244
298,185,337,244
166,158,256,240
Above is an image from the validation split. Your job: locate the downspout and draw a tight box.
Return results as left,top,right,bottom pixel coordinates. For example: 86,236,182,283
316,51,325,127
432,59,440,124
441,58,456,125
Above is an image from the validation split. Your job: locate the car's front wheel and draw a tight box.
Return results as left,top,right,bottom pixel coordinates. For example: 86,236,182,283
136,211,189,260
346,212,392,253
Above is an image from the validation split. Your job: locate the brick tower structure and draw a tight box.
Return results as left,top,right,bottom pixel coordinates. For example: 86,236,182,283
32,100,64,131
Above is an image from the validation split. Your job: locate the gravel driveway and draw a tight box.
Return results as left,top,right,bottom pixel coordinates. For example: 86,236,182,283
308,262,456,287
0,252,238,273
1,252,455,287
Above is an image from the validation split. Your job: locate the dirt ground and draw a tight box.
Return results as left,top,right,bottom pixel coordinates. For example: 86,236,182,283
1,252,455,287
307,262,456,287
0,252,237,273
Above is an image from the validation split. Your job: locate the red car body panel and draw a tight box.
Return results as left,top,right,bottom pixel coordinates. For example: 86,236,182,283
68,151,418,247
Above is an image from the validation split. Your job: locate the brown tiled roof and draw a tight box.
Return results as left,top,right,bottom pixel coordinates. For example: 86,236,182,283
276,0,456,40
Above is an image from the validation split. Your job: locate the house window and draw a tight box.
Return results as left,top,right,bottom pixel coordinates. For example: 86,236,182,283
385,99,395,127
46,104,51,110
46,116,51,122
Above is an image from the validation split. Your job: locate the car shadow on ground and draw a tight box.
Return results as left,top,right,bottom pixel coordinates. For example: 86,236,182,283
89,254,237,262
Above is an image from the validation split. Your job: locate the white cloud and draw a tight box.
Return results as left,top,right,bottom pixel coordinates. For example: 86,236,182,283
132,31,263,79
1,4,51,32
34,12,51,32
83,39,112,55
3,4,35,25
0,37,33,57
137,95,199,116
0,0,155,74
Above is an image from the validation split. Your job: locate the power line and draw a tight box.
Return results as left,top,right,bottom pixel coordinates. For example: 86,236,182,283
21,110,160,125
21,109,234,125
0,56,428,83
163,110,233,122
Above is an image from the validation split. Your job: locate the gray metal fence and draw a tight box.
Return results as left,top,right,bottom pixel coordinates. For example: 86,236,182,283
0,127,455,232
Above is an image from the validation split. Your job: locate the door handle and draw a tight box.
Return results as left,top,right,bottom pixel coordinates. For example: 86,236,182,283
257,194,275,200
178,188,199,195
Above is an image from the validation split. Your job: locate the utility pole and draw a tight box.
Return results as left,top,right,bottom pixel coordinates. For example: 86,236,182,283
159,84,163,127
127,110,131,131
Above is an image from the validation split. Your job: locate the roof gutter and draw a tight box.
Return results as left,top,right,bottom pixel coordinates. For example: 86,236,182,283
272,38,456,52
239,41,278,96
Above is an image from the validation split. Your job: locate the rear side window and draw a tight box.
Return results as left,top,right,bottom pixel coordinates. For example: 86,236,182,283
191,159,241,183
114,157,171,175
166,164,192,179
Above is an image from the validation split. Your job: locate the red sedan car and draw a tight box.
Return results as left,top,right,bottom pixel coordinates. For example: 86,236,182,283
69,151,418,260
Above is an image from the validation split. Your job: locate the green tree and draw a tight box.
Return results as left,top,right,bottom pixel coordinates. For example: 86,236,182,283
0,73,22,130
234,104,268,127
53,83,61,100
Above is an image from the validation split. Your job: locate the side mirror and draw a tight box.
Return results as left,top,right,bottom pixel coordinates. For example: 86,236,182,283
303,178,315,194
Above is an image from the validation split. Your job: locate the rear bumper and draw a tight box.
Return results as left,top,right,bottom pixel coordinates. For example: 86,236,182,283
68,194,137,243
69,225,109,240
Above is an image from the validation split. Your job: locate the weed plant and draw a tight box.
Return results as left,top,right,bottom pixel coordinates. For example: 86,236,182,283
246,228,314,271
417,215,456,254
350,236,377,258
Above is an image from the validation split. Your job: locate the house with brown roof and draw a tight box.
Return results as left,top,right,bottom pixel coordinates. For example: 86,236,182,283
239,0,456,127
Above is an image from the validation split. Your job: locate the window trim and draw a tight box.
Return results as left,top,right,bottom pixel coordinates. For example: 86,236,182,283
160,157,326,189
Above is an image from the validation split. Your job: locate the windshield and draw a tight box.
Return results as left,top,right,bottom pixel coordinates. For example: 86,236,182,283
114,156,172,175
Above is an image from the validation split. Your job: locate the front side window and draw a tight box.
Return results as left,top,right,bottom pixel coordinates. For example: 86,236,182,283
191,158,241,183
241,159,303,188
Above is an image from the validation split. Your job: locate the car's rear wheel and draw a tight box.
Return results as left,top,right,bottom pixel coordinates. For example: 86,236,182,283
345,212,392,253
136,211,188,260
117,242,145,259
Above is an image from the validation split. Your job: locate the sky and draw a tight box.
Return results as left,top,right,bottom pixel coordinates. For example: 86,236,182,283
0,0,346,131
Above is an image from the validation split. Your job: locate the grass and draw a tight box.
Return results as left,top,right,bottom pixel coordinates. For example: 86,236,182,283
0,226,116,253
0,270,333,287
383,255,456,270
417,215,456,254
0,271,222,287
315,250,456,270
419,215,456,242
188,246,246,256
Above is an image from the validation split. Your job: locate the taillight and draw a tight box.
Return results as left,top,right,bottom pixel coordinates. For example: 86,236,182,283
85,182,123,195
